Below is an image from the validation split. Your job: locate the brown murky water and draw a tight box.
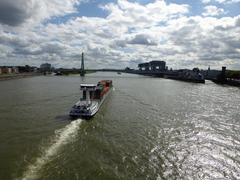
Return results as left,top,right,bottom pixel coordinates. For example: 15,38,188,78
0,72,239,179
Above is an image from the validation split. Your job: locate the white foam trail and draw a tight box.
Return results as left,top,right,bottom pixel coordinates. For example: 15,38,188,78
21,119,83,180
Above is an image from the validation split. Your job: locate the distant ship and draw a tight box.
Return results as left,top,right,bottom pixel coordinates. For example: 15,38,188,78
117,72,121,75
69,80,113,118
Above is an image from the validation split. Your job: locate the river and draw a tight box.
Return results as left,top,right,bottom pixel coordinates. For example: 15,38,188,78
0,72,239,179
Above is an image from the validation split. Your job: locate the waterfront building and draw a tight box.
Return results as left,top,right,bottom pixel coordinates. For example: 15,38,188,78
12,67,19,73
8,67,12,73
0,66,38,74
0,66,13,74
138,61,166,71
40,63,51,72
138,62,150,71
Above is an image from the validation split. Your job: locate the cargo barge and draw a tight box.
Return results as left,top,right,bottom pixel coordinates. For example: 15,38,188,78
69,80,112,118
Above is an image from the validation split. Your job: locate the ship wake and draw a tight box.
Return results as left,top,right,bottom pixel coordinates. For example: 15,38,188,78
21,119,83,180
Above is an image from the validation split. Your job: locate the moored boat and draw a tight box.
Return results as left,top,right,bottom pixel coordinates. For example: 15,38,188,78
164,68,205,83
69,80,112,118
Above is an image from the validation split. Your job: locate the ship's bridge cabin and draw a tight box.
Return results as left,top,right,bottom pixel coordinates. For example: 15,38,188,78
80,84,96,102
80,80,112,103
80,84,102,102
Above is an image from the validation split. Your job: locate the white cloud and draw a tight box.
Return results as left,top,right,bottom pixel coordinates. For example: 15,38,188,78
202,0,212,3
0,0,83,27
202,0,240,4
0,0,239,70
202,5,225,16
103,0,189,28
216,0,240,3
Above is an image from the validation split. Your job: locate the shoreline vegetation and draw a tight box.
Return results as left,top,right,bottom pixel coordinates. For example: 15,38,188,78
0,73,42,81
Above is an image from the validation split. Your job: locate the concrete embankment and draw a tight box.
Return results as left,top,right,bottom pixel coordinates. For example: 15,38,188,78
0,73,42,81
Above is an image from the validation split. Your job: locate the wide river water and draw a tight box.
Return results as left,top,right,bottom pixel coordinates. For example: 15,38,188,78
0,72,239,180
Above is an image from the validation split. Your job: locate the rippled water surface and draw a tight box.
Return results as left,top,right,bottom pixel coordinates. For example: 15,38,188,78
0,72,239,179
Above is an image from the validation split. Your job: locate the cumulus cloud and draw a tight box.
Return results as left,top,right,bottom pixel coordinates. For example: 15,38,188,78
202,0,240,4
0,0,239,69
167,16,240,67
0,0,32,26
103,0,189,28
202,5,225,16
202,0,211,3
0,0,81,26
128,34,158,46
115,34,158,47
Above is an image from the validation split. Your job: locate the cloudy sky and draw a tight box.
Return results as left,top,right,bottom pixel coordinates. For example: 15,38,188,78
0,0,239,69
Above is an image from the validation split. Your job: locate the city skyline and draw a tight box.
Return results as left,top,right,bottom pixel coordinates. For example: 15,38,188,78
0,0,239,70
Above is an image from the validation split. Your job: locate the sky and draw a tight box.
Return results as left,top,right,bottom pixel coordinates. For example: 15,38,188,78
0,0,239,70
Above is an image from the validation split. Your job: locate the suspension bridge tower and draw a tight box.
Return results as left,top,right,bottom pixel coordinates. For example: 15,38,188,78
80,52,85,77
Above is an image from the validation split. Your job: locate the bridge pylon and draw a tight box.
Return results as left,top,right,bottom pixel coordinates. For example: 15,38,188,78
80,52,85,77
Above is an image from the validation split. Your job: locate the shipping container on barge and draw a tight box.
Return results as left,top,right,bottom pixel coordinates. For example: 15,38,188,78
69,80,113,118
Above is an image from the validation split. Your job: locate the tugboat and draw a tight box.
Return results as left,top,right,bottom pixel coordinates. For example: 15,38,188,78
69,80,113,118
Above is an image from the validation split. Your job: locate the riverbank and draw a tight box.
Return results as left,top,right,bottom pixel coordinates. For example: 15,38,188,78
54,70,96,76
212,79,240,87
0,73,42,81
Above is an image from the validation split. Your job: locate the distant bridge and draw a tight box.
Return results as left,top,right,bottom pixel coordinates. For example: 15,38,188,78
90,69,176,77
90,69,125,72
55,68,175,77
